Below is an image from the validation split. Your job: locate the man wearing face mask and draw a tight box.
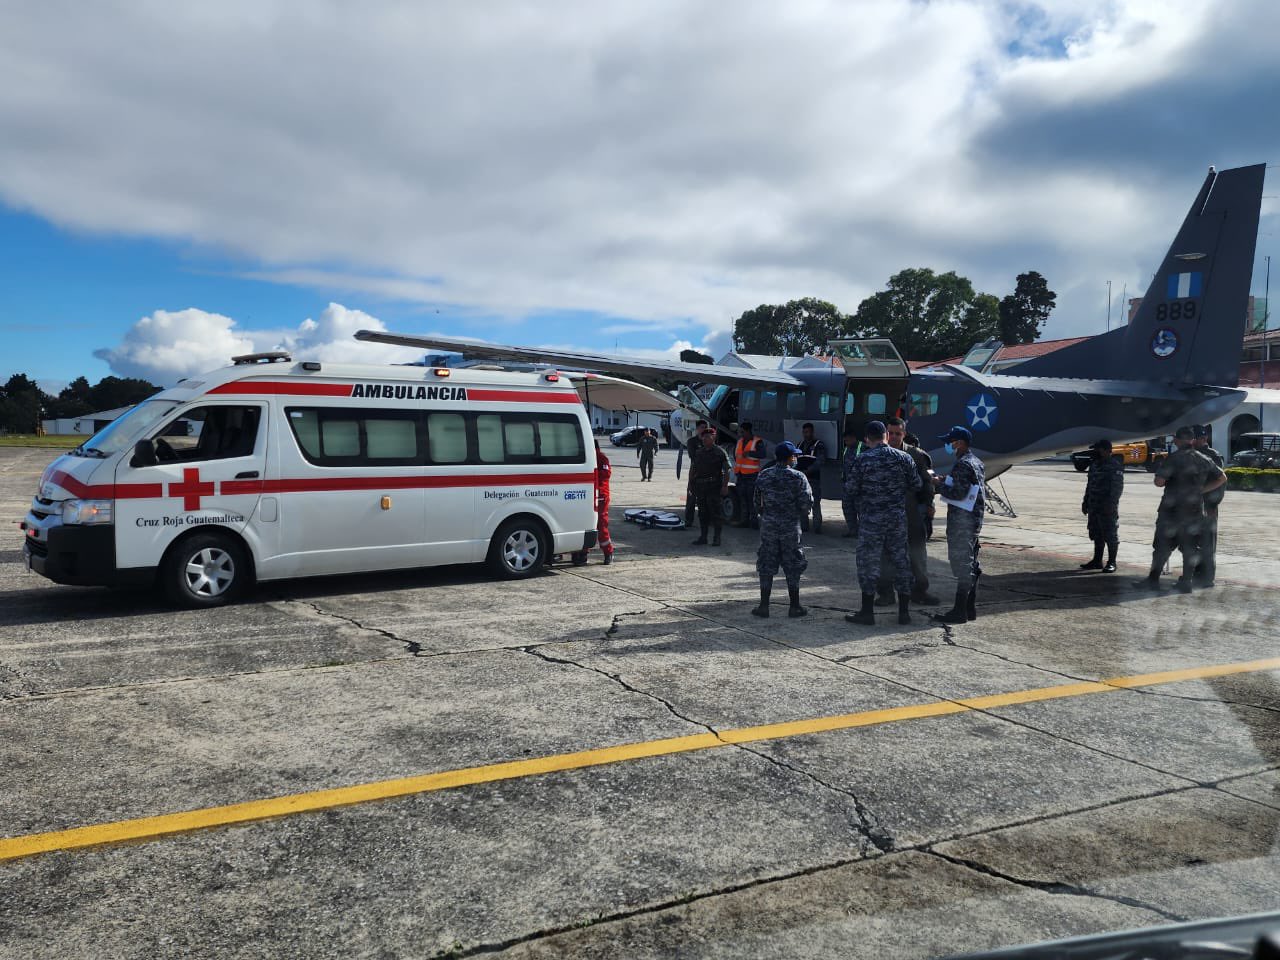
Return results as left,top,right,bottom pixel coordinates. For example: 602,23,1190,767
1080,439,1123,573
932,426,985,624
751,441,813,618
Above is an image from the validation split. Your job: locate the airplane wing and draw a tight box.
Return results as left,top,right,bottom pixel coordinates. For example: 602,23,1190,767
562,372,680,412
355,330,805,389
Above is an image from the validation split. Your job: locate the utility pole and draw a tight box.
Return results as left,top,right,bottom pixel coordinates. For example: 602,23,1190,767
1262,254,1271,431
1106,280,1112,332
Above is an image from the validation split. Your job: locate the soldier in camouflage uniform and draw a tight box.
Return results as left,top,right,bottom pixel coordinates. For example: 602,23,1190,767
1191,424,1225,587
844,421,920,626
1080,439,1124,573
751,441,813,618
1135,425,1226,593
932,426,986,624
840,426,862,537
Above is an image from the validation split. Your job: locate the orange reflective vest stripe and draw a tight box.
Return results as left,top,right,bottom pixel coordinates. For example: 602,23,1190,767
734,436,763,474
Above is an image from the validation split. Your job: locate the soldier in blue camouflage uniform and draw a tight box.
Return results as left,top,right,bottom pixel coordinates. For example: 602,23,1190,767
840,426,862,537
932,426,985,624
751,441,813,618
844,421,920,626
1079,438,1123,573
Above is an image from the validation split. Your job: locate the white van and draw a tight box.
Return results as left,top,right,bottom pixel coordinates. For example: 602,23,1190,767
21,354,600,606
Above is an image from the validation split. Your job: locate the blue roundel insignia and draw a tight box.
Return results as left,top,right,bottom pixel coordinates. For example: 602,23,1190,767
1151,328,1179,358
965,392,999,431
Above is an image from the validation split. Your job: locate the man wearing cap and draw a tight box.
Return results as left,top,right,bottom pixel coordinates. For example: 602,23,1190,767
751,441,813,617
680,419,709,525
1191,425,1225,587
876,416,941,605
844,420,920,626
688,426,732,547
1136,425,1226,593
1080,439,1124,573
932,426,986,624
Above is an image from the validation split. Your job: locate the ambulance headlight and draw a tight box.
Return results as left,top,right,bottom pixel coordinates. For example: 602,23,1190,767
61,499,114,525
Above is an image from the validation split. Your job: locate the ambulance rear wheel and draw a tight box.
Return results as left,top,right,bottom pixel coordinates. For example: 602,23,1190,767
163,531,249,607
488,519,548,579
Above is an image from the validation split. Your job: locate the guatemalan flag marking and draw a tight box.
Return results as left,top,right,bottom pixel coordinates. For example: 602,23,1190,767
1167,272,1203,299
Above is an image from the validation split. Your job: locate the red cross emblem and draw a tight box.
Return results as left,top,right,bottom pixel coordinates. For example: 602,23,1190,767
169,467,216,511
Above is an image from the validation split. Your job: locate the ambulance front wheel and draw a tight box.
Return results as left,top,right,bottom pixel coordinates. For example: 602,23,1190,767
162,530,250,607
488,518,549,580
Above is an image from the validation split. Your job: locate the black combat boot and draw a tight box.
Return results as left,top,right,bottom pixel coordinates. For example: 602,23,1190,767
788,587,807,617
1132,571,1160,590
1103,544,1117,573
1080,541,1104,570
692,525,708,545
846,593,876,626
751,583,771,618
712,529,722,546
933,587,970,624
897,593,911,625
812,519,822,534
966,581,977,621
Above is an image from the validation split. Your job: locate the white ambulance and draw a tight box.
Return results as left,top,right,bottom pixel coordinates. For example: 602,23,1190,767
22,353,602,606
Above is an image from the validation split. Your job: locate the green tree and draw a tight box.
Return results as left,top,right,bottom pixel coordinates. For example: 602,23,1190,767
0,373,45,434
998,271,1057,345
87,376,161,411
45,376,94,419
849,268,998,361
732,297,849,356
679,348,714,365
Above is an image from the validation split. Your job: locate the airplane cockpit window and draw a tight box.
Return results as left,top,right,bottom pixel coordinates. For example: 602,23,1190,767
760,390,778,412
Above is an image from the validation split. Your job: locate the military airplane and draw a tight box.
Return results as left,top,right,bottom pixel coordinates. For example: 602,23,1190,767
357,163,1270,489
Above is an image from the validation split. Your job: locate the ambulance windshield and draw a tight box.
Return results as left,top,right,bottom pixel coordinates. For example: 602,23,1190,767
73,400,179,457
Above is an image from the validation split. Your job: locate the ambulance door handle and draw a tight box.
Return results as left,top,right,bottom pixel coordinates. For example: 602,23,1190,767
235,470,260,479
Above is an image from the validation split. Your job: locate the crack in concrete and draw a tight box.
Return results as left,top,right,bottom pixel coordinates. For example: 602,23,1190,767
921,847,1189,923
291,599,424,655
436,774,1218,959
519,645,721,736
1120,685,1280,717
735,743,895,854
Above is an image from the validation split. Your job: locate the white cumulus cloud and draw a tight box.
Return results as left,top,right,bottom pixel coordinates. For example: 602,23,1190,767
94,304,423,384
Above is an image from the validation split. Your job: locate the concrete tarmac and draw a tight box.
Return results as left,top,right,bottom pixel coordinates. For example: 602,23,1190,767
1,445,1278,959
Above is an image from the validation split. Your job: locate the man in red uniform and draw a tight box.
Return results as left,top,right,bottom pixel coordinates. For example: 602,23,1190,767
594,441,613,564
569,443,614,565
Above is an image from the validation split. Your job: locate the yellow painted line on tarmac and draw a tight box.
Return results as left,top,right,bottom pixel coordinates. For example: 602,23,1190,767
4,655,1279,863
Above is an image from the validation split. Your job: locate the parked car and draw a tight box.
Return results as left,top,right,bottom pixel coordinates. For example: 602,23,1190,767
1070,439,1169,472
609,425,649,446
1229,432,1280,468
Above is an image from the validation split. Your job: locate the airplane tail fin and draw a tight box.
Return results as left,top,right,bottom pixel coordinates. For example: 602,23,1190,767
1007,164,1266,387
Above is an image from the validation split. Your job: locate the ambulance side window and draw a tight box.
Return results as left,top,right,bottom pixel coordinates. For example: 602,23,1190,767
285,407,420,466
475,415,505,463
155,405,261,462
534,416,586,463
426,413,468,464
503,420,536,460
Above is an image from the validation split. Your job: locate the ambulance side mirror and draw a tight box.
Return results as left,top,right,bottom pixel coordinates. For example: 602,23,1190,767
131,439,158,468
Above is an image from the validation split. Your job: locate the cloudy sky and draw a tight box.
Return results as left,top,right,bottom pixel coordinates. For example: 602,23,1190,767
1,0,1276,389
